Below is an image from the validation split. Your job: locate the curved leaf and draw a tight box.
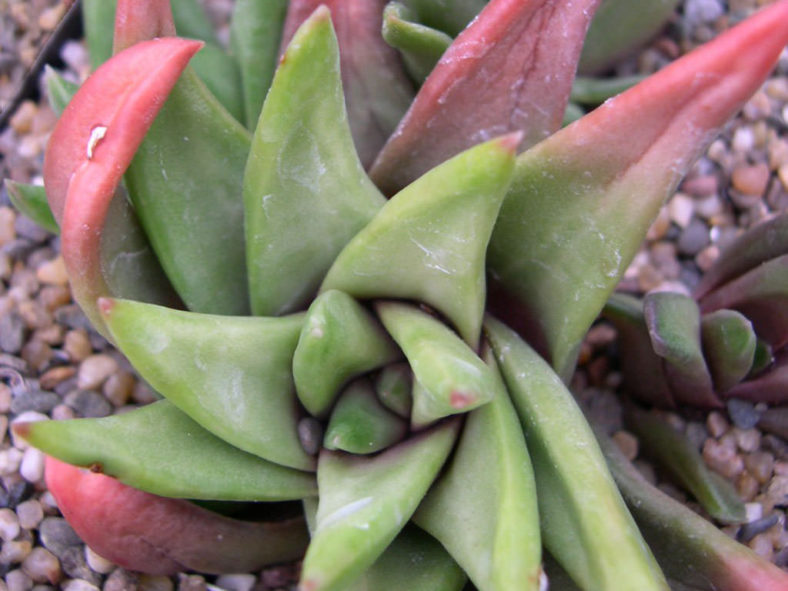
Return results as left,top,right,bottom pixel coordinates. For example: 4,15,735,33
727,352,788,404
15,401,316,501
375,363,413,418
382,2,452,83
485,317,668,591
244,7,385,316
323,135,517,347
43,65,79,116
377,302,497,428
45,457,309,576
370,0,599,195
400,0,486,36
300,419,460,591
294,290,401,419
487,0,788,378
700,309,757,392
4,181,58,234
99,298,315,471
414,348,541,591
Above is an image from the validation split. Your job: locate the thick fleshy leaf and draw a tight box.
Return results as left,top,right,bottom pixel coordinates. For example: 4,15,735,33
300,419,460,591
695,214,788,300
82,0,115,69
111,0,176,54
43,65,79,116
644,292,721,408
698,255,788,349
757,405,788,440
597,432,788,591
400,0,485,36
375,363,413,418
701,309,757,392
323,379,408,454
727,352,788,404
45,457,309,576
98,298,315,471
602,293,675,408
244,8,385,316
293,290,401,418
280,0,414,167
123,68,251,315
414,348,541,591
578,0,681,74
4,181,58,234
382,2,452,83
230,0,287,128
487,0,788,379
347,525,466,591
625,406,745,524
369,0,600,195
43,39,200,333
188,45,245,123
15,401,316,501
323,135,517,347
485,317,668,591
569,74,647,105
377,303,497,428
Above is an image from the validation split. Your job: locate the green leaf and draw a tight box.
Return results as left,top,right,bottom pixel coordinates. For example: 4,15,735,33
324,135,517,347
293,290,401,419
377,302,497,429
170,0,218,43
625,406,745,524
243,7,385,316
15,401,316,501
401,0,486,36
188,43,245,123
644,292,721,407
570,75,647,105
597,429,788,591
300,419,460,591
43,65,79,116
701,309,757,392
99,298,315,471
347,525,466,591
485,317,668,591
82,0,115,68
230,0,287,128
323,379,408,454
382,2,452,83
414,347,541,591
4,181,58,234
124,65,252,315
374,363,413,418
487,5,788,378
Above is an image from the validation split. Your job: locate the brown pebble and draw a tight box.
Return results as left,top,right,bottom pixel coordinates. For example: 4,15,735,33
748,533,774,561
77,355,119,390
0,207,17,247
703,438,744,479
36,257,69,287
9,101,37,135
732,427,762,453
38,4,66,31
707,411,730,438
731,163,770,195
742,90,772,121
682,174,718,197
21,547,61,584
766,476,788,506
103,371,135,407
21,340,52,372
612,431,639,461
736,470,760,501
38,286,72,312
39,366,77,391
51,404,75,421
745,451,775,484
63,330,92,363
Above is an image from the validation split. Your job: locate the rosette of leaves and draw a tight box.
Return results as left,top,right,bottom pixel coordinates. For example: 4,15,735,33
6,1,788,590
604,213,788,409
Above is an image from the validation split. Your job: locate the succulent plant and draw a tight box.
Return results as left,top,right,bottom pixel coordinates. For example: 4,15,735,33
6,0,788,590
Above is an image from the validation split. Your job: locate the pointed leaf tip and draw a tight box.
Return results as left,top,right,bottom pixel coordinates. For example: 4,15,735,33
97,297,115,317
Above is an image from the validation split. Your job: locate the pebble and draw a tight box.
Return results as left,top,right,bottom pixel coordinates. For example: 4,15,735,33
39,518,82,559
10,390,60,415
682,174,718,197
102,372,134,407
50,404,75,421
63,330,92,363
612,430,639,461
694,244,719,272
15,500,43,530
0,448,24,477
61,581,99,591
1,539,33,564
749,533,774,560
20,448,45,483
84,547,114,575
677,218,710,256
21,548,61,584
739,513,780,542
5,570,33,591
733,427,761,453
684,0,725,25
0,507,21,540
0,312,26,354
702,438,744,479
77,355,118,391
214,575,255,591
38,366,75,391
732,126,756,153
63,390,112,418
731,163,770,195
35,257,68,287
766,476,788,506
736,470,760,501
60,546,101,587
685,422,709,451
706,411,730,438
744,451,775,485
138,575,174,591
668,193,695,228
177,575,206,591
0,208,16,247
103,569,138,591
726,399,761,429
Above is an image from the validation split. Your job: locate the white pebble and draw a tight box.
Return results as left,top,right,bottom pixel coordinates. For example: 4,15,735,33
20,448,46,483
16,500,43,530
732,126,755,153
61,580,99,591
745,502,764,523
84,546,115,575
21,547,61,584
5,569,32,591
0,448,24,476
0,508,21,540
214,574,255,591
77,355,118,390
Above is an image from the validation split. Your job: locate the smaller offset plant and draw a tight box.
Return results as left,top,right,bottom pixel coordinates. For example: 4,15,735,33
5,1,788,590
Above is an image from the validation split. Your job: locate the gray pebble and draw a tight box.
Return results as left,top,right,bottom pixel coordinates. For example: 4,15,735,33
727,398,761,430
5,569,33,591
38,518,82,559
103,569,139,591
1,239,36,262
10,391,60,415
0,313,26,355
738,513,779,542
60,547,101,587
53,307,92,332
63,390,112,419
13,218,49,244
0,355,28,374
684,0,724,26
677,218,710,256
